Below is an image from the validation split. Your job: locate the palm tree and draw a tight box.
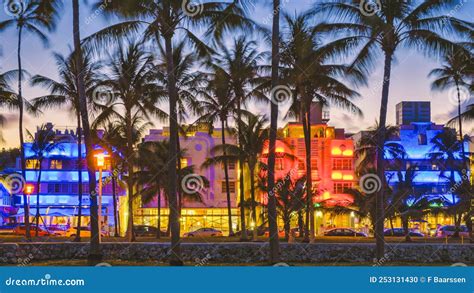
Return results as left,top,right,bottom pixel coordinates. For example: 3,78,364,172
429,48,473,167
0,71,19,144
93,122,128,237
314,0,472,259
135,140,208,238
281,12,364,242
203,113,269,239
267,0,282,264
196,71,236,237
0,0,62,241
26,124,63,236
89,0,255,265
93,40,166,242
70,0,101,262
205,37,268,241
428,128,468,237
30,50,100,242
355,124,405,176
274,175,306,241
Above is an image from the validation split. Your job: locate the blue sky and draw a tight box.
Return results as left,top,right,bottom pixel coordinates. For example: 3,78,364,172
0,0,473,148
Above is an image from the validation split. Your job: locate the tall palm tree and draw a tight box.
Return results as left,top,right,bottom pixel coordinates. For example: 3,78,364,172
206,36,268,240
429,48,473,168
281,12,364,241
314,0,471,259
428,128,468,237
203,113,269,239
0,71,19,144
0,0,62,241
267,0,282,264
26,124,63,236
30,50,100,242
70,0,101,262
93,40,166,242
196,71,236,236
89,0,255,265
92,122,128,237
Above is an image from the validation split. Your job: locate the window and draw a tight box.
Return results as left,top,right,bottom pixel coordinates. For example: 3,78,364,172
71,183,78,194
26,159,39,169
276,158,284,170
54,184,61,193
333,182,353,193
221,181,236,194
418,134,427,145
333,159,352,170
180,158,188,168
50,160,63,169
61,183,69,193
228,162,236,170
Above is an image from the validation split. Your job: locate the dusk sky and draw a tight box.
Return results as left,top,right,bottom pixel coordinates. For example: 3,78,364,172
0,0,473,148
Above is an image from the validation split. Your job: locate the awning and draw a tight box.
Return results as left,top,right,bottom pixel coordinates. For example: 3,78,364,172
15,207,110,217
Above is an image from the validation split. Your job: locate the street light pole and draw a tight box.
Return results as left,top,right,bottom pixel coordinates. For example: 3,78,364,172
94,153,108,243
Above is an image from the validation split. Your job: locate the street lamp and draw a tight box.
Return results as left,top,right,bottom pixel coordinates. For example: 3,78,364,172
94,152,109,242
24,184,34,225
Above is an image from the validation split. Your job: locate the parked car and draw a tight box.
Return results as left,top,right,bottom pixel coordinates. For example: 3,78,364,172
384,228,424,237
183,228,223,237
13,225,50,236
65,226,107,238
46,226,68,236
263,228,286,238
324,228,367,237
0,223,18,234
435,225,469,238
134,225,166,237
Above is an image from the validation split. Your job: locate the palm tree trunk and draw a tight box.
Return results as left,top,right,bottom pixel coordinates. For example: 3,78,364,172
249,165,257,240
267,0,281,263
157,187,161,239
125,114,135,242
456,81,468,173
177,137,182,214
111,160,119,237
17,25,30,241
302,98,314,242
375,51,393,260
236,101,248,241
75,113,83,242
402,216,411,242
72,0,100,262
164,29,182,265
35,159,43,237
221,118,234,236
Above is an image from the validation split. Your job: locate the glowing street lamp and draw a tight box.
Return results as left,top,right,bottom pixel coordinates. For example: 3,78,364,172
94,152,109,242
24,184,34,195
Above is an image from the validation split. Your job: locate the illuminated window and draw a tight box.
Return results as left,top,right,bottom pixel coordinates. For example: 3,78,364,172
50,160,63,169
228,162,236,170
221,181,236,194
276,158,284,170
180,158,188,168
331,148,342,156
418,134,427,145
26,159,39,169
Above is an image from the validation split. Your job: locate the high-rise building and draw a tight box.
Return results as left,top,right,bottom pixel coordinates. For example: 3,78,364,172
396,101,431,125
